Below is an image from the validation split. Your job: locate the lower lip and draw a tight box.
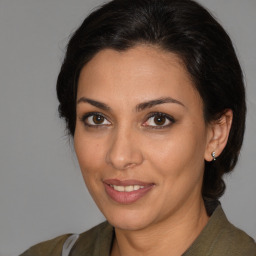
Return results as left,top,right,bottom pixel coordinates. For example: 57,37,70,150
104,183,154,204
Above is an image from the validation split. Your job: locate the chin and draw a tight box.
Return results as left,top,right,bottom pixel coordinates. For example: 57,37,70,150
103,207,156,231
109,217,151,231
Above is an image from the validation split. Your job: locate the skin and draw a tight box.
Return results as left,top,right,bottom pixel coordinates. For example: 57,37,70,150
74,45,232,256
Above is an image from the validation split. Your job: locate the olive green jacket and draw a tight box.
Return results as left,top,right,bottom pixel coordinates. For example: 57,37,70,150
20,205,256,256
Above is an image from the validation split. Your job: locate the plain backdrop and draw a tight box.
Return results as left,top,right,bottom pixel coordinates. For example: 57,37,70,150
0,0,255,255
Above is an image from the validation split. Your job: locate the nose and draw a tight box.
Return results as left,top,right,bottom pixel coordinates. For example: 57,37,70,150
105,127,144,170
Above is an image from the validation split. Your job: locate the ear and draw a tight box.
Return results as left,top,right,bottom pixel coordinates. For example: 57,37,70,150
204,109,233,162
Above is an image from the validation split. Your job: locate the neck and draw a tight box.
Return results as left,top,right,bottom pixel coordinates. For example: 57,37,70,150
111,198,209,256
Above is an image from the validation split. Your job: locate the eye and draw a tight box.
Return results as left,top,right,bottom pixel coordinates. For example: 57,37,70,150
80,113,111,127
143,113,175,128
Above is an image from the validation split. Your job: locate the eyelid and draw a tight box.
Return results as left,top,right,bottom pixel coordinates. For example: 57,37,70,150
142,112,175,128
79,112,111,127
79,111,175,129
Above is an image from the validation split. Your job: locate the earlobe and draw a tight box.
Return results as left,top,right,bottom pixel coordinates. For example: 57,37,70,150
204,109,233,162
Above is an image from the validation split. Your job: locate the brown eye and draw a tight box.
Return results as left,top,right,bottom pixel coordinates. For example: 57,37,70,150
143,113,174,128
93,115,105,124
82,113,111,126
154,115,166,126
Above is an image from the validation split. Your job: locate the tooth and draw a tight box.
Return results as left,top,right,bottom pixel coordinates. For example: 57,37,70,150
111,184,146,192
114,185,124,192
133,185,140,191
125,185,134,192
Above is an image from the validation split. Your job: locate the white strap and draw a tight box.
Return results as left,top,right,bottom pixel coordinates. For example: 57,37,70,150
61,234,79,256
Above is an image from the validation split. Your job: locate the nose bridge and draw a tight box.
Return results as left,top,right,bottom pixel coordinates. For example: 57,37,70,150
106,124,143,170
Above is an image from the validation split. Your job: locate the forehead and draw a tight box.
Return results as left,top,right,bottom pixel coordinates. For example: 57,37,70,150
77,45,201,110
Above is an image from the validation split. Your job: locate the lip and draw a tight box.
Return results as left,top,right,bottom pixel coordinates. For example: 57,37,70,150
104,179,152,186
103,179,155,204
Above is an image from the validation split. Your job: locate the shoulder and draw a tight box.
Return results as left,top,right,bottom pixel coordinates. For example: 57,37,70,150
19,234,70,256
19,222,113,256
216,216,256,255
184,205,256,256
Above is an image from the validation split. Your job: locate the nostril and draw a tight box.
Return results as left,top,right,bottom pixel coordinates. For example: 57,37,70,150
123,162,138,169
105,149,144,170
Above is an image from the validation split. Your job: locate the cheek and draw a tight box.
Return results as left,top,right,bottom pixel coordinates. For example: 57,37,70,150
74,132,108,207
74,131,106,180
145,124,206,181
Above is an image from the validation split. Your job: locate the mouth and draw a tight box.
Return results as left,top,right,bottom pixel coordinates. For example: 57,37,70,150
109,184,146,192
103,179,155,204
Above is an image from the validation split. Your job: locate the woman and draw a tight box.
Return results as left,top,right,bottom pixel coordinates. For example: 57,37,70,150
21,0,256,255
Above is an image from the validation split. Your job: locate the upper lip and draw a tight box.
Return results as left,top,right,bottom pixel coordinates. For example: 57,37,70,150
103,179,154,186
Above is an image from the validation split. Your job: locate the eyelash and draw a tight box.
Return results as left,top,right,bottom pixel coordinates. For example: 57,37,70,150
79,112,175,129
79,112,111,128
143,112,175,129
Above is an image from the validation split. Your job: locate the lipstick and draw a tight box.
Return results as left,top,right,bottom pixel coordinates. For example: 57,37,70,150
103,179,154,204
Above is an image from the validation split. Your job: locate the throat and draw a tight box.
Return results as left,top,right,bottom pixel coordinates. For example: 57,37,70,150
110,201,209,256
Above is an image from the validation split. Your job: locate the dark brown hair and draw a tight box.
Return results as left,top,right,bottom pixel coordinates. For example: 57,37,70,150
56,0,246,201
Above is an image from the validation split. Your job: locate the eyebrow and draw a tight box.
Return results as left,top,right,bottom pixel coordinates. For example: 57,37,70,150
76,96,185,112
77,97,110,111
136,97,185,111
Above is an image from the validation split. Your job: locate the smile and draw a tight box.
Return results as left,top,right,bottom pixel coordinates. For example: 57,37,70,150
103,179,155,204
110,185,145,192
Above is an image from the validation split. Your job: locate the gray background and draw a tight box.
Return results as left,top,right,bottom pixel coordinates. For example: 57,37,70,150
0,0,255,255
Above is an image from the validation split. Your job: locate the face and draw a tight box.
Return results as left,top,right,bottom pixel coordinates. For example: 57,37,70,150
74,45,212,231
